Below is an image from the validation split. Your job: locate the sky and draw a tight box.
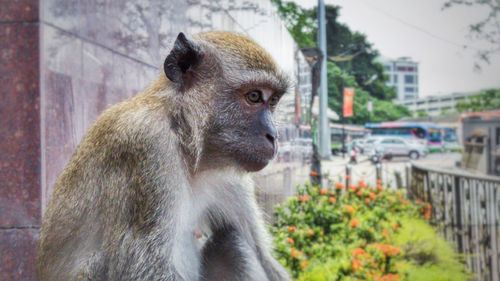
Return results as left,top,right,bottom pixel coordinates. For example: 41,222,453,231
295,0,500,97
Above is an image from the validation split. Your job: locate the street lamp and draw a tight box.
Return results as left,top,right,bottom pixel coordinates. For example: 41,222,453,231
317,0,330,159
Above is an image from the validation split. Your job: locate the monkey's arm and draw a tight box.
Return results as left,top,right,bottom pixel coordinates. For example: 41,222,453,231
243,193,292,281
215,178,292,281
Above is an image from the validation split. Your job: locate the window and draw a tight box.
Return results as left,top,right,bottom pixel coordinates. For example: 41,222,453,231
384,65,391,71
397,66,406,71
404,75,414,84
407,67,415,72
393,75,398,83
405,87,414,93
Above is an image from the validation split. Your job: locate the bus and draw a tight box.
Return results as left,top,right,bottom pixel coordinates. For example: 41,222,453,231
365,122,445,152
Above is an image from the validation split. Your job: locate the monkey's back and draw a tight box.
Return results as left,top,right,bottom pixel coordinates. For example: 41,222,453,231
37,82,181,280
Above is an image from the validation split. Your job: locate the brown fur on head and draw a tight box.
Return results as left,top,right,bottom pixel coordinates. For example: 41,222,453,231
196,31,278,73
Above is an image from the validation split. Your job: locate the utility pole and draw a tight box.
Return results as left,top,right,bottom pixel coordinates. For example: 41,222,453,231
317,0,330,159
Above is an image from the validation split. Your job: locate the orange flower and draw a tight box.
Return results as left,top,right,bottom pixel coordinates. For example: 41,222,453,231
417,198,423,204
319,189,327,195
345,205,356,215
287,238,294,244
377,184,384,191
365,198,370,204
329,197,336,203
350,248,367,258
351,258,363,272
382,229,389,237
310,170,318,176
349,184,358,192
424,204,432,219
335,182,346,190
291,250,299,258
346,174,351,180
288,226,297,233
358,179,367,188
306,229,314,236
357,190,363,196
301,260,309,269
369,192,377,200
377,179,382,184
371,243,401,257
300,195,310,202
350,218,359,228
393,223,401,229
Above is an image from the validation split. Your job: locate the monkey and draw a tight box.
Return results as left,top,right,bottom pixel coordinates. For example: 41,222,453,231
37,31,292,281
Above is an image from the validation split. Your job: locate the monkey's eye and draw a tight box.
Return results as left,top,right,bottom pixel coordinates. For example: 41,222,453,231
269,95,280,106
246,90,262,104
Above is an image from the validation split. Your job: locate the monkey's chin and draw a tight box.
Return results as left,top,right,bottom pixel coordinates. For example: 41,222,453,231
236,155,271,172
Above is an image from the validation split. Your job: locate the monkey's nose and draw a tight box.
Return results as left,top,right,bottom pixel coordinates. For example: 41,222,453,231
265,133,276,144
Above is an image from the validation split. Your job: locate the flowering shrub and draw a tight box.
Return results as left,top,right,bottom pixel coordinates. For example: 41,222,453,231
270,180,470,281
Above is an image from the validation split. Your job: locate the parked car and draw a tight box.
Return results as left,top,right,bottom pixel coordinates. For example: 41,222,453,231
362,137,385,154
371,137,428,160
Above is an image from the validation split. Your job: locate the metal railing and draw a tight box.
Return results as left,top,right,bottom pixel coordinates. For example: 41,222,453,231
409,163,500,281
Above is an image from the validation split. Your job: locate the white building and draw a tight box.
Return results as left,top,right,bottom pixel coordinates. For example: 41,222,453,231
395,92,477,116
379,56,419,101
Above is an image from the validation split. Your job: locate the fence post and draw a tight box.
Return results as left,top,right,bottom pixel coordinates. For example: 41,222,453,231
454,175,463,253
376,163,382,184
345,164,351,188
406,163,412,199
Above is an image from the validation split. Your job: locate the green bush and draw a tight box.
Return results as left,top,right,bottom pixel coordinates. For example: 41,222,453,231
270,180,471,281
392,218,472,281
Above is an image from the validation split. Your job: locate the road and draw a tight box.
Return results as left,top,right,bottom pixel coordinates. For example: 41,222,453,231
321,152,462,189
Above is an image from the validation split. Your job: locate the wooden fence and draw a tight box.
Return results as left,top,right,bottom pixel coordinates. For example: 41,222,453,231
409,163,500,281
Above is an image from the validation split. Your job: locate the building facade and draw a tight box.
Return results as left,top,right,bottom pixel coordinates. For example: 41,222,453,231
379,56,419,101
395,92,477,116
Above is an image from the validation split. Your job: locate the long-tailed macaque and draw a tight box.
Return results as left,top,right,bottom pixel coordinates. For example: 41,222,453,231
38,31,291,281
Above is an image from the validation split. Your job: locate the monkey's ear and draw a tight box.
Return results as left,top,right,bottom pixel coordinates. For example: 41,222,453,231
164,32,201,84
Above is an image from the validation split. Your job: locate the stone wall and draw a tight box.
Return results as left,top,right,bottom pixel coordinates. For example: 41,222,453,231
0,0,311,279
0,1,41,280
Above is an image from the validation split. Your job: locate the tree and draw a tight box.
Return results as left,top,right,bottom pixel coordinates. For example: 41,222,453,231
443,0,500,68
271,0,315,47
326,62,410,124
455,89,500,112
271,1,409,124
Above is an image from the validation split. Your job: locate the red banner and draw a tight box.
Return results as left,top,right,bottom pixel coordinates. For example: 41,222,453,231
343,88,354,117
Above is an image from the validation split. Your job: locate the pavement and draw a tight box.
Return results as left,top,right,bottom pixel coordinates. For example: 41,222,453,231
319,152,462,189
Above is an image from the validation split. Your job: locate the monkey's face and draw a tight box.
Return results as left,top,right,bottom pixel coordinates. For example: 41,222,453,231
206,87,283,172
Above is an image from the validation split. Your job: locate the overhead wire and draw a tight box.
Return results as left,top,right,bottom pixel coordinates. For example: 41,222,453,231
352,0,483,52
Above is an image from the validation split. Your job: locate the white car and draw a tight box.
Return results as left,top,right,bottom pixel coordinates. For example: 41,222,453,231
371,137,428,160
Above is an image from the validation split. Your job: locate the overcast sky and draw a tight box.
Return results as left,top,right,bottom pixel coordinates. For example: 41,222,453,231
294,0,500,97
